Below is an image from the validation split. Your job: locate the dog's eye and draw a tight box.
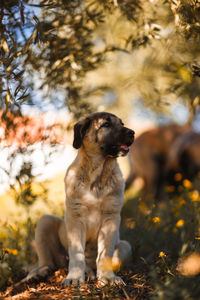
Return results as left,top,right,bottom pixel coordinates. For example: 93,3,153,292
102,122,111,128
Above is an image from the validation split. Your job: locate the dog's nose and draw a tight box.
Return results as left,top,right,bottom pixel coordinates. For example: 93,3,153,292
127,129,135,138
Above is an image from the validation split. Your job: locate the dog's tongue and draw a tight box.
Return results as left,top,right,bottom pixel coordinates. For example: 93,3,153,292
120,144,129,151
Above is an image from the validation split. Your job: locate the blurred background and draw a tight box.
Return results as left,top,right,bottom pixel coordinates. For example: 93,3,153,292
0,1,200,298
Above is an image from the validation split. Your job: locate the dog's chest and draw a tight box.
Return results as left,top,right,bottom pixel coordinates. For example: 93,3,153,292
82,188,107,216
79,185,114,233
66,162,123,239
74,189,102,239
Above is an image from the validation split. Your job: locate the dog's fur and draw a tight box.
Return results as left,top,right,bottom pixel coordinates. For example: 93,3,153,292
166,130,200,183
25,112,134,286
125,124,190,201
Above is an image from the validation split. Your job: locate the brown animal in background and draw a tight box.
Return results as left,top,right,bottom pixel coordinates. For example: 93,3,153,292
125,123,191,201
166,130,200,183
24,112,134,286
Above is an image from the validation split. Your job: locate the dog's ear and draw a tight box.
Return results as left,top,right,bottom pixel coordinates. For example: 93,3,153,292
73,117,91,149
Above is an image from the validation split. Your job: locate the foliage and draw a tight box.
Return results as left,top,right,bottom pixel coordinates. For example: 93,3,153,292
121,176,200,299
1,1,200,119
0,217,35,289
21,0,142,117
0,0,36,110
0,110,64,290
0,109,61,209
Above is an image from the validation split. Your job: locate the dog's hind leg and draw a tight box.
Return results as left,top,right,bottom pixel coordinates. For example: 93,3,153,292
112,240,132,268
25,214,67,282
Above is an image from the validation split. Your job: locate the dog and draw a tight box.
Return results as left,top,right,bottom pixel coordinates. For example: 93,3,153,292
166,130,200,184
125,124,190,201
24,112,134,286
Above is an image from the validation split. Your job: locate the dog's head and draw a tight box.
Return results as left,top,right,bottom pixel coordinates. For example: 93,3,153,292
73,112,135,157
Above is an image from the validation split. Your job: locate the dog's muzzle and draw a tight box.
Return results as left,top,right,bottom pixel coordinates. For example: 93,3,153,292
118,128,135,156
102,128,135,158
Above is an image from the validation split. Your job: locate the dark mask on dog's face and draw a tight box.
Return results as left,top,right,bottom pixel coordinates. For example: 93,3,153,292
96,114,135,157
73,112,135,158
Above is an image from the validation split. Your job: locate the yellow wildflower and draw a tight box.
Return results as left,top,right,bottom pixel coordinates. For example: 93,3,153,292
189,190,200,202
183,179,193,189
2,248,18,255
152,217,161,224
176,219,185,227
159,251,167,258
176,219,184,228
11,249,18,255
165,185,175,193
174,173,182,182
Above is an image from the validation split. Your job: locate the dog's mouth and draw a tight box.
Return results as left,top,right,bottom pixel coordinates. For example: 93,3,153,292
119,144,130,156
120,144,129,151
100,138,134,158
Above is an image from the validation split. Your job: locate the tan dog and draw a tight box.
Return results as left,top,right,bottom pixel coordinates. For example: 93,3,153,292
25,112,134,286
125,124,190,201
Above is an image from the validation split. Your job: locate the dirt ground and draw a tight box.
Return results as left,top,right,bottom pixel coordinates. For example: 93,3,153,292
1,264,152,299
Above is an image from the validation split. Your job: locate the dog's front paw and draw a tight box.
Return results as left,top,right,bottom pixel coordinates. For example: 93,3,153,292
61,268,85,286
22,265,50,283
98,273,125,287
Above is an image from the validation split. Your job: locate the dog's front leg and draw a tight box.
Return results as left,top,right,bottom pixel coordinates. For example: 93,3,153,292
96,213,124,286
61,215,86,286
